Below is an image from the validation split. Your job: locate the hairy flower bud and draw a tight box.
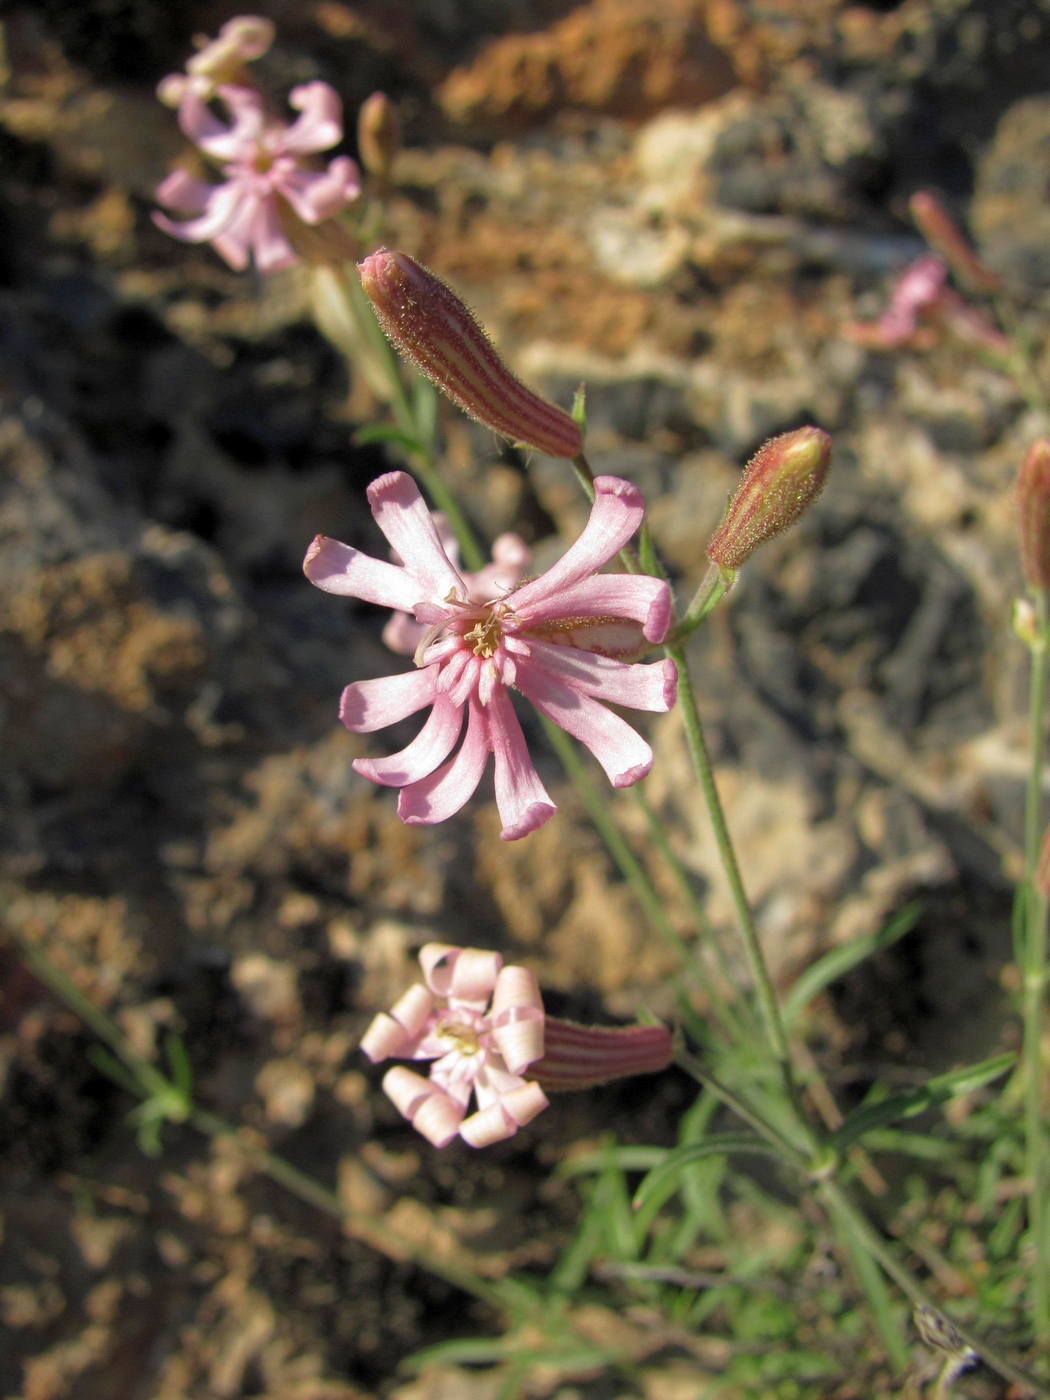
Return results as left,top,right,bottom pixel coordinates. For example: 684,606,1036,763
357,92,401,184
358,248,584,460
1018,439,1050,591
706,426,832,572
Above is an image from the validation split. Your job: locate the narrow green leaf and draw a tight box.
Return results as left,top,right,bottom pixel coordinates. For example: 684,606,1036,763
782,903,921,1030
830,1053,1016,1156
632,1135,781,1215
354,424,424,453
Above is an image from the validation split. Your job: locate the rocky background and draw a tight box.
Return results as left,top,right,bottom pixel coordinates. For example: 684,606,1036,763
2,1,1049,1395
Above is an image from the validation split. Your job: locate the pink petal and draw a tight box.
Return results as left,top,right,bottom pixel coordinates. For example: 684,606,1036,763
359,982,434,1061
421,944,502,1007
486,689,557,840
303,534,424,612
490,965,545,1072
517,573,671,645
154,167,213,215
152,178,245,249
507,477,645,614
277,156,361,223
382,1067,462,1147
354,695,463,787
397,695,490,825
243,193,299,274
515,666,654,788
382,611,423,656
526,642,677,713
340,665,438,733
281,82,345,155
367,473,465,601
459,1083,548,1147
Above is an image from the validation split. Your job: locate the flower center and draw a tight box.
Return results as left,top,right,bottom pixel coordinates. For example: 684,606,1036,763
437,1019,482,1056
463,605,506,658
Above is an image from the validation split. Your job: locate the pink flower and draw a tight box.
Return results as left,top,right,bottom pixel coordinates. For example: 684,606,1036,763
361,944,549,1148
382,517,531,656
154,82,360,274
361,943,675,1148
303,471,676,840
157,15,275,108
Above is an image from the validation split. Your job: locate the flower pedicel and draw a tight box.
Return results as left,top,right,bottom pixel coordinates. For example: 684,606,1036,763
304,471,675,839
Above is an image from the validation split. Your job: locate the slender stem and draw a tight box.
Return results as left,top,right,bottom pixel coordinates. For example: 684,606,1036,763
670,565,730,641
188,1108,506,1309
8,932,505,1311
540,718,689,962
338,266,486,569
632,786,760,1044
673,1047,808,1166
1022,587,1050,1340
666,641,805,1118
817,1178,1044,1396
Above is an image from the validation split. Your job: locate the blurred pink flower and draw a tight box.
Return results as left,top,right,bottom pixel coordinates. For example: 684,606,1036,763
157,15,275,108
304,471,676,839
361,944,548,1148
154,82,360,274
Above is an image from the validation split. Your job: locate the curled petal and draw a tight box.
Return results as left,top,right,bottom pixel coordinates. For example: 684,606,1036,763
382,1066,462,1147
152,179,245,249
341,665,438,733
490,965,545,1072
459,1082,549,1147
154,167,213,215
278,156,361,224
397,695,490,825
486,688,557,841
359,982,434,1061
237,191,298,274
354,694,463,787
515,666,654,788
508,477,646,614
367,473,466,601
421,944,502,1008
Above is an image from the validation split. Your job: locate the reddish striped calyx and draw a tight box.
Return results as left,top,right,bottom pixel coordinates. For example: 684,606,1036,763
358,248,584,460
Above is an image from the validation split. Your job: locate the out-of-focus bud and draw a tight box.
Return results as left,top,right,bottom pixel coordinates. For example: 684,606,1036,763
706,426,832,573
908,191,1001,295
158,15,275,107
1017,439,1050,591
358,248,584,460
358,92,401,185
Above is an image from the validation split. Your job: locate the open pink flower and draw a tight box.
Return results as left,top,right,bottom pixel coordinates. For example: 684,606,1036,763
304,472,676,839
361,944,548,1148
154,82,360,273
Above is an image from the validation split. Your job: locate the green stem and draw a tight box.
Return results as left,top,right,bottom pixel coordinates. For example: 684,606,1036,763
8,932,505,1312
817,1178,1044,1395
540,718,688,963
673,1047,808,1165
1022,587,1050,1340
666,641,804,1118
337,266,486,570
669,565,730,641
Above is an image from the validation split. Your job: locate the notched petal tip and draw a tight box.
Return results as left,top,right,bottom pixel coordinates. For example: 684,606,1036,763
612,756,652,789
499,801,557,841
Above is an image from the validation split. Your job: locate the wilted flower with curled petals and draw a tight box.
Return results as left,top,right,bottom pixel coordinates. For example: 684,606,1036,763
157,15,275,108
363,944,674,1148
154,82,360,274
304,471,676,839
382,517,530,656
362,944,549,1147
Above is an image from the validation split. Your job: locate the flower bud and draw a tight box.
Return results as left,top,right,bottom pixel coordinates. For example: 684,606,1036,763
1036,827,1050,900
706,426,832,572
357,92,401,185
358,248,584,460
1018,439,1050,591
